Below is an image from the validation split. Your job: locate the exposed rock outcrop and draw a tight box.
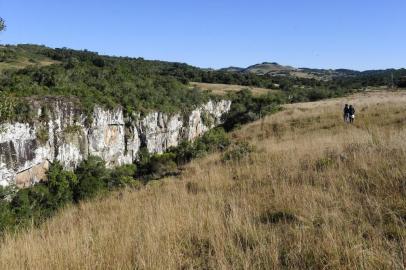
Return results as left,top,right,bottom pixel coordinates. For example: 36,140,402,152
0,99,231,187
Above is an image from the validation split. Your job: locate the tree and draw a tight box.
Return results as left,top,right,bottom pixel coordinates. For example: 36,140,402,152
397,77,406,88
0,17,5,32
47,161,78,208
73,156,109,201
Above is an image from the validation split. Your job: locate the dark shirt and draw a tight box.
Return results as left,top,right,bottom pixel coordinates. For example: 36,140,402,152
349,107,355,115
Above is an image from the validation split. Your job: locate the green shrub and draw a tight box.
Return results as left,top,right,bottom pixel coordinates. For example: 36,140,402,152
197,127,230,154
0,202,14,233
148,153,178,179
222,141,255,162
201,111,214,127
10,189,32,224
307,88,330,101
36,127,49,144
109,164,137,188
73,156,109,201
169,141,196,165
223,89,282,131
0,92,16,123
47,161,78,208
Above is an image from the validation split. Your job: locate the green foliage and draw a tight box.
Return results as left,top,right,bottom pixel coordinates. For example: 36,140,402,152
138,153,178,180
47,161,78,207
167,127,230,166
0,46,212,116
0,92,16,122
109,164,138,188
197,127,230,154
397,77,406,88
0,201,13,232
222,141,255,162
223,89,283,131
201,111,214,127
0,17,5,32
73,156,109,201
36,127,49,144
10,189,32,224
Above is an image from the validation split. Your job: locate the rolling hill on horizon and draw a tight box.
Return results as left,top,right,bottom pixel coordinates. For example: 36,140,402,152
218,61,406,81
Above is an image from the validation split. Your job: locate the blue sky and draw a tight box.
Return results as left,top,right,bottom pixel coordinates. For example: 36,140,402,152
0,0,405,70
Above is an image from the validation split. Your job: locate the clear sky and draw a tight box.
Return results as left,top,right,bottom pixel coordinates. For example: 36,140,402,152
0,0,405,70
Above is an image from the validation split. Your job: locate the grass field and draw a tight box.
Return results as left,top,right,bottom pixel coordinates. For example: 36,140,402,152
0,91,405,269
0,46,59,72
0,58,58,72
190,82,278,96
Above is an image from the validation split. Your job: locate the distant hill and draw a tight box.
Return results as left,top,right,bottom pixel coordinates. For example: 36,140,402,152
217,61,406,82
218,66,245,73
244,62,295,75
216,61,344,80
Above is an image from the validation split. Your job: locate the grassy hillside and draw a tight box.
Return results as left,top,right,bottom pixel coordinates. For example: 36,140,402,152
189,82,280,96
0,44,59,72
0,91,404,269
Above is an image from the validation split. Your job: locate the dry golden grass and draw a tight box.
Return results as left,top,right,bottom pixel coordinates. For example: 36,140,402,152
0,58,59,72
190,82,278,96
0,91,406,269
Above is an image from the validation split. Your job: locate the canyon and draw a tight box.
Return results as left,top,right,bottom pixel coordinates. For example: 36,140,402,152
0,98,231,187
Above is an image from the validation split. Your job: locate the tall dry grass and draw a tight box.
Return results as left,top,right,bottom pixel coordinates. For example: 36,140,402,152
0,91,405,269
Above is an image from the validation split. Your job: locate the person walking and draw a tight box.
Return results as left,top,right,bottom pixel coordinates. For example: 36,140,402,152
349,105,355,123
343,104,350,123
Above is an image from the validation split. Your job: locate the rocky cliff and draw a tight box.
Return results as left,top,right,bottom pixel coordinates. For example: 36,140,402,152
0,98,231,187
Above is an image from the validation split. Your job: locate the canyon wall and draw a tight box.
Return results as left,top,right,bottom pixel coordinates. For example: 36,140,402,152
0,98,231,187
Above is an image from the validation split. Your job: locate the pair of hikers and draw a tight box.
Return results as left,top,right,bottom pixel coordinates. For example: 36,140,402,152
343,104,355,123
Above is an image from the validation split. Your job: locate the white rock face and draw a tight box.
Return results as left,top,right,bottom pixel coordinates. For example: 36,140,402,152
0,99,231,187
139,112,183,154
88,107,127,167
186,100,231,141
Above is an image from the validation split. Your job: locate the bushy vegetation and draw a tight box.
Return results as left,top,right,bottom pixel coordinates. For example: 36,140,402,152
0,158,138,233
0,45,213,117
222,141,255,162
138,127,230,180
223,89,284,131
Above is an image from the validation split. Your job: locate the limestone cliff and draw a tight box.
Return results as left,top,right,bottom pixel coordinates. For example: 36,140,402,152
0,98,231,187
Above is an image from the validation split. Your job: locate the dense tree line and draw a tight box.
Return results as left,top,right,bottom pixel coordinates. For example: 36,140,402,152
0,45,213,117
